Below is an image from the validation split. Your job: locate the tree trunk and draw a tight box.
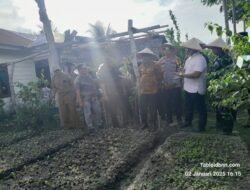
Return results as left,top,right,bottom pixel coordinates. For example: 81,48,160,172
35,0,60,74
222,0,230,44
243,20,247,32
231,0,237,34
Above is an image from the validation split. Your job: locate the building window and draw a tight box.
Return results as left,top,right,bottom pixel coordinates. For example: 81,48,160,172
35,59,51,85
0,65,11,98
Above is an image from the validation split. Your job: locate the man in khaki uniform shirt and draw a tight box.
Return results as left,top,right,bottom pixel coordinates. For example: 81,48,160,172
52,67,79,129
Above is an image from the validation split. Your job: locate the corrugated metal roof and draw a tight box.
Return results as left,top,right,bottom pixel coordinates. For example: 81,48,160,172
0,28,65,48
0,28,34,47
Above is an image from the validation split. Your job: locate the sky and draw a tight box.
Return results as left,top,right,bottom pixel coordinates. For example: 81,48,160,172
0,0,248,43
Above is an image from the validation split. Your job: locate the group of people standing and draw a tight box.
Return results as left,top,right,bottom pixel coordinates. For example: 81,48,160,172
51,37,233,132
52,63,103,130
137,37,232,132
52,55,133,130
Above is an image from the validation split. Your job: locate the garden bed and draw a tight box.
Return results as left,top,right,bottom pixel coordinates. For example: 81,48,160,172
0,129,37,148
0,129,85,178
127,132,250,190
0,128,156,189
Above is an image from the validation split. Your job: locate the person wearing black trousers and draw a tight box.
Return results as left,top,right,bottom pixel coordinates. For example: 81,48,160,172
206,38,235,130
137,48,162,130
176,38,208,132
156,43,183,127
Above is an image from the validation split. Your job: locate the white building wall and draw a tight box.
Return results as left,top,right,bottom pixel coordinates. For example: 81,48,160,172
0,50,38,110
12,59,37,92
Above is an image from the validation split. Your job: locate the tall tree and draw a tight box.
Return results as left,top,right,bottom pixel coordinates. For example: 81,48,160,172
201,0,230,35
222,0,230,42
201,0,250,33
88,21,116,42
35,0,60,72
200,0,222,6
231,0,236,34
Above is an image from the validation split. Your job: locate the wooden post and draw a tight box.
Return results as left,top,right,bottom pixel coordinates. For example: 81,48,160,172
128,19,141,123
9,63,16,110
35,0,60,74
128,20,139,88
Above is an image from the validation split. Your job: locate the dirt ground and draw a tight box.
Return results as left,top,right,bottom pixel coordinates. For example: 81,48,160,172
0,115,249,190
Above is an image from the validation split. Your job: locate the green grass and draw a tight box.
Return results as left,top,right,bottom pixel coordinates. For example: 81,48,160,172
132,132,250,190
235,111,250,152
181,111,250,152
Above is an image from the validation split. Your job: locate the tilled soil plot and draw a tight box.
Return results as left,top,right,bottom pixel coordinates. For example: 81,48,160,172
0,129,36,148
0,129,85,177
127,132,250,190
0,128,156,190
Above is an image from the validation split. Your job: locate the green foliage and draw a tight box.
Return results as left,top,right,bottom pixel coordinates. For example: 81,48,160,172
165,10,186,65
227,0,250,23
14,77,57,128
205,22,232,37
0,98,5,120
200,0,222,6
165,10,181,44
207,3,250,114
201,0,250,23
202,49,217,71
169,10,181,43
232,35,250,56
208,66,250,110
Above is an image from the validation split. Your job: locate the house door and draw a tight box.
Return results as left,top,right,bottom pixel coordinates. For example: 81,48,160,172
0,64,11,98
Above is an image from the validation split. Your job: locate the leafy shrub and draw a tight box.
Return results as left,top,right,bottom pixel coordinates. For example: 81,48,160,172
165,10,186,65
206,4,250,116
0,98,5,120
15,78,58,129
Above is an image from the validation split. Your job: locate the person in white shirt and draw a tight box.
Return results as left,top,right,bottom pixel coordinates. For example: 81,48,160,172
176,38,207,132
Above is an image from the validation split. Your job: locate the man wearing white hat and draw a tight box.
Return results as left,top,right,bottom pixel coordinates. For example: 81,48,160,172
137,48,162,130
206,38,232,71
52,67,79,129
177,38,208,132
206,38,236,130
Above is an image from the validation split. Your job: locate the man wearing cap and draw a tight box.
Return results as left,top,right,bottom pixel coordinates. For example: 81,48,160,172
137,48,162,130
75,63,103,130
52,67,79,129
206,38,236,130
177,38,208,132
157,43,183,127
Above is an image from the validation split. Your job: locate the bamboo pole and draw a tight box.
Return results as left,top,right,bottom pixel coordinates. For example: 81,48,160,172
128,19,141,124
